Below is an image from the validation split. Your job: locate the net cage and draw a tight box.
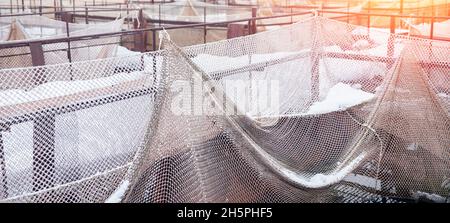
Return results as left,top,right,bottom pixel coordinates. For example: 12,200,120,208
0,15,125,69
405,19,450,39
139,0,254,48
0,15,449,203
140,0,254,23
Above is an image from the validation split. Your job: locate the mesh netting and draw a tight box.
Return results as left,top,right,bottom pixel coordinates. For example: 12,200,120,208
0,16,449,203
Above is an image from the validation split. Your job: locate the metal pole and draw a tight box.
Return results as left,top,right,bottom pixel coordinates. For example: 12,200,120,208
347,0,350,24
367,0,371,29
390,15,395,34
22,0,24,12
203,7,206,44
400,0,404,14
447,0,449,16
430,0,435,39
430,15,434,39
85,4,89,24
251,7,257,34
159,4,161,27
290,7,293,24
65,18,72,63
32,114,56,193
152,29,156,51
127,2,130,29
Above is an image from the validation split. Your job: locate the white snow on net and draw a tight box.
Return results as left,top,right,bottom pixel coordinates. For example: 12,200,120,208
0,16,449,203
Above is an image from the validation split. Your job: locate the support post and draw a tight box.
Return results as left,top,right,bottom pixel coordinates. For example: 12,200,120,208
30,42,48,87
152,30,156,51
430,12,435,39
227,23,246,39
389,15,395,34
367,0,371,29
0,129,8,199
251,7,257,34
203,7,207,44
158,4,161,27
133,9,148,52
290,7,293,24
65,18,72,63
53,0,57,19
127,2,130,29
32,114,56,192
347,0,350,23
85,5,89,24
61,12,74,23
30,42,45,67
400,0,404,15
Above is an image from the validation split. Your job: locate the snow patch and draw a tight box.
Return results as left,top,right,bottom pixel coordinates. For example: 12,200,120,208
105,180,130,203
438,92,449,98
352,39,371,50
276,152,367,188
412,191,447,203
305,83,374,115
344,173,381,190
116,46,140,57
192,52,299,73
0,71,147,107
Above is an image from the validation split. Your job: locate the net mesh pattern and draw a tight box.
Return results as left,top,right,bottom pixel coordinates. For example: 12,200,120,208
0,16,449,203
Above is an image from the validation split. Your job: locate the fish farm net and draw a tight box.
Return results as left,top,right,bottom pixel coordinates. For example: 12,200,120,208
0,16,448,203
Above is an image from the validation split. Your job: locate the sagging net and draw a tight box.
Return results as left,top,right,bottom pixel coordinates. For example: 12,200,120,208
0,16,449,203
